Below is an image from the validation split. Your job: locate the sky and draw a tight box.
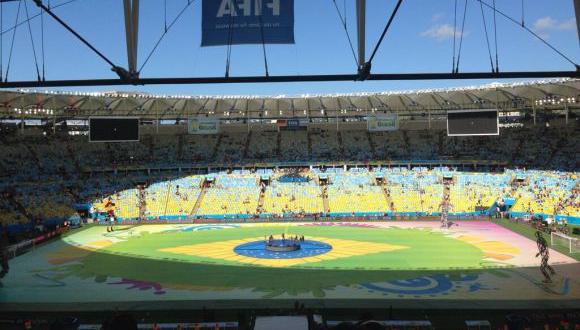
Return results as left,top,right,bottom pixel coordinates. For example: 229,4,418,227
0,0,578,97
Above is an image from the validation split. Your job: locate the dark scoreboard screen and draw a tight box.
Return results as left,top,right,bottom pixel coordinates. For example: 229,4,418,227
447,110,499,136
89,117,139,142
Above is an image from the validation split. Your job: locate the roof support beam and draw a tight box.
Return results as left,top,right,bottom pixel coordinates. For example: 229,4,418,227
32,0,130,81
0,71,577,88
574,0,580,42
123,0,139,78
356,0,366,70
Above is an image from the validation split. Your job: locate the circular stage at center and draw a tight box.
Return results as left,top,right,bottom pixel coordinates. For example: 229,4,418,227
234,240,332,259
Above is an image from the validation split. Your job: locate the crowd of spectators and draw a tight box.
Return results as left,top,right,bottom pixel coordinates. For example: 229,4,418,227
0,125,577,237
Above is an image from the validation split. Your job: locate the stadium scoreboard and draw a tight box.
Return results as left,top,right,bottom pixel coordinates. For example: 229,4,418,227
447,109,499,136
89,117,140,142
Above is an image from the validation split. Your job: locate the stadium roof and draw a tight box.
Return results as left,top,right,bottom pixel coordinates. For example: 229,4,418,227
0,79,578,119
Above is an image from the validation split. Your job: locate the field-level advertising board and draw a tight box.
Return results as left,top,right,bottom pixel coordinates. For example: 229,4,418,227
551,231,580,254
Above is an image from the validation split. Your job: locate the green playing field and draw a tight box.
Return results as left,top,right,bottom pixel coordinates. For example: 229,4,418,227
2,221,579,310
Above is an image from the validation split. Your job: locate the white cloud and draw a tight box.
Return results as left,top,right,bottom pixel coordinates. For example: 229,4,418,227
557,18,576,31
533,16,576,31
421,24,466,41
534,16,557,30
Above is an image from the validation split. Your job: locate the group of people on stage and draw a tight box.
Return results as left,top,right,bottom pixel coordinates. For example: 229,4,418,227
265,233,305,246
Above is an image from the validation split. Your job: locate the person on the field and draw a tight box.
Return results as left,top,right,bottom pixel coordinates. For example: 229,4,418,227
107,215,115,232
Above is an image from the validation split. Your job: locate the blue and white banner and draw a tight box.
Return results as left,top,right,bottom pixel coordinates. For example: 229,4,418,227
201,0,295,46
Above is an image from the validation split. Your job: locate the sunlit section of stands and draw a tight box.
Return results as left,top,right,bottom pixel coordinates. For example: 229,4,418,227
449,174,511,213
511,171,578,216
143,182,171,218
84,169,579,221
262,178,323,215
164,177,202,217
93,189,138,219
91,176,204,219
384,168,443,214
560,192,580,217
327,170,388,214
196,174,259,217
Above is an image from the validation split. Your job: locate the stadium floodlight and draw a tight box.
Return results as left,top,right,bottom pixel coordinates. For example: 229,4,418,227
551,231,580,254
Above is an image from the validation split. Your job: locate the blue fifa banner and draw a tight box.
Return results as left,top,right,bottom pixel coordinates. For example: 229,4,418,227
188,117,220,134
202,0,295,46
367,114,399,132
287,118,300,128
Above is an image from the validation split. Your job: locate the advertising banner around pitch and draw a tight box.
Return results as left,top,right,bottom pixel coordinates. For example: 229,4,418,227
367,114,399,131
188,118,220,134
202,0,294,46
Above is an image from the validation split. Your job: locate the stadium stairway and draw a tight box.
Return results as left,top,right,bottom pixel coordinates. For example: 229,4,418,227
163,184,172,216
379,180,393,210
320,183,330,214
442,182,450,209
257,186,266,212
190,185,207,217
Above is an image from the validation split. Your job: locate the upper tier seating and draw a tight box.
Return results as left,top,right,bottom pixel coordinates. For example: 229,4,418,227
214,132,248,164
310,129,341,161
246,130,278,162
341,130,373,161
279,131,309,162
